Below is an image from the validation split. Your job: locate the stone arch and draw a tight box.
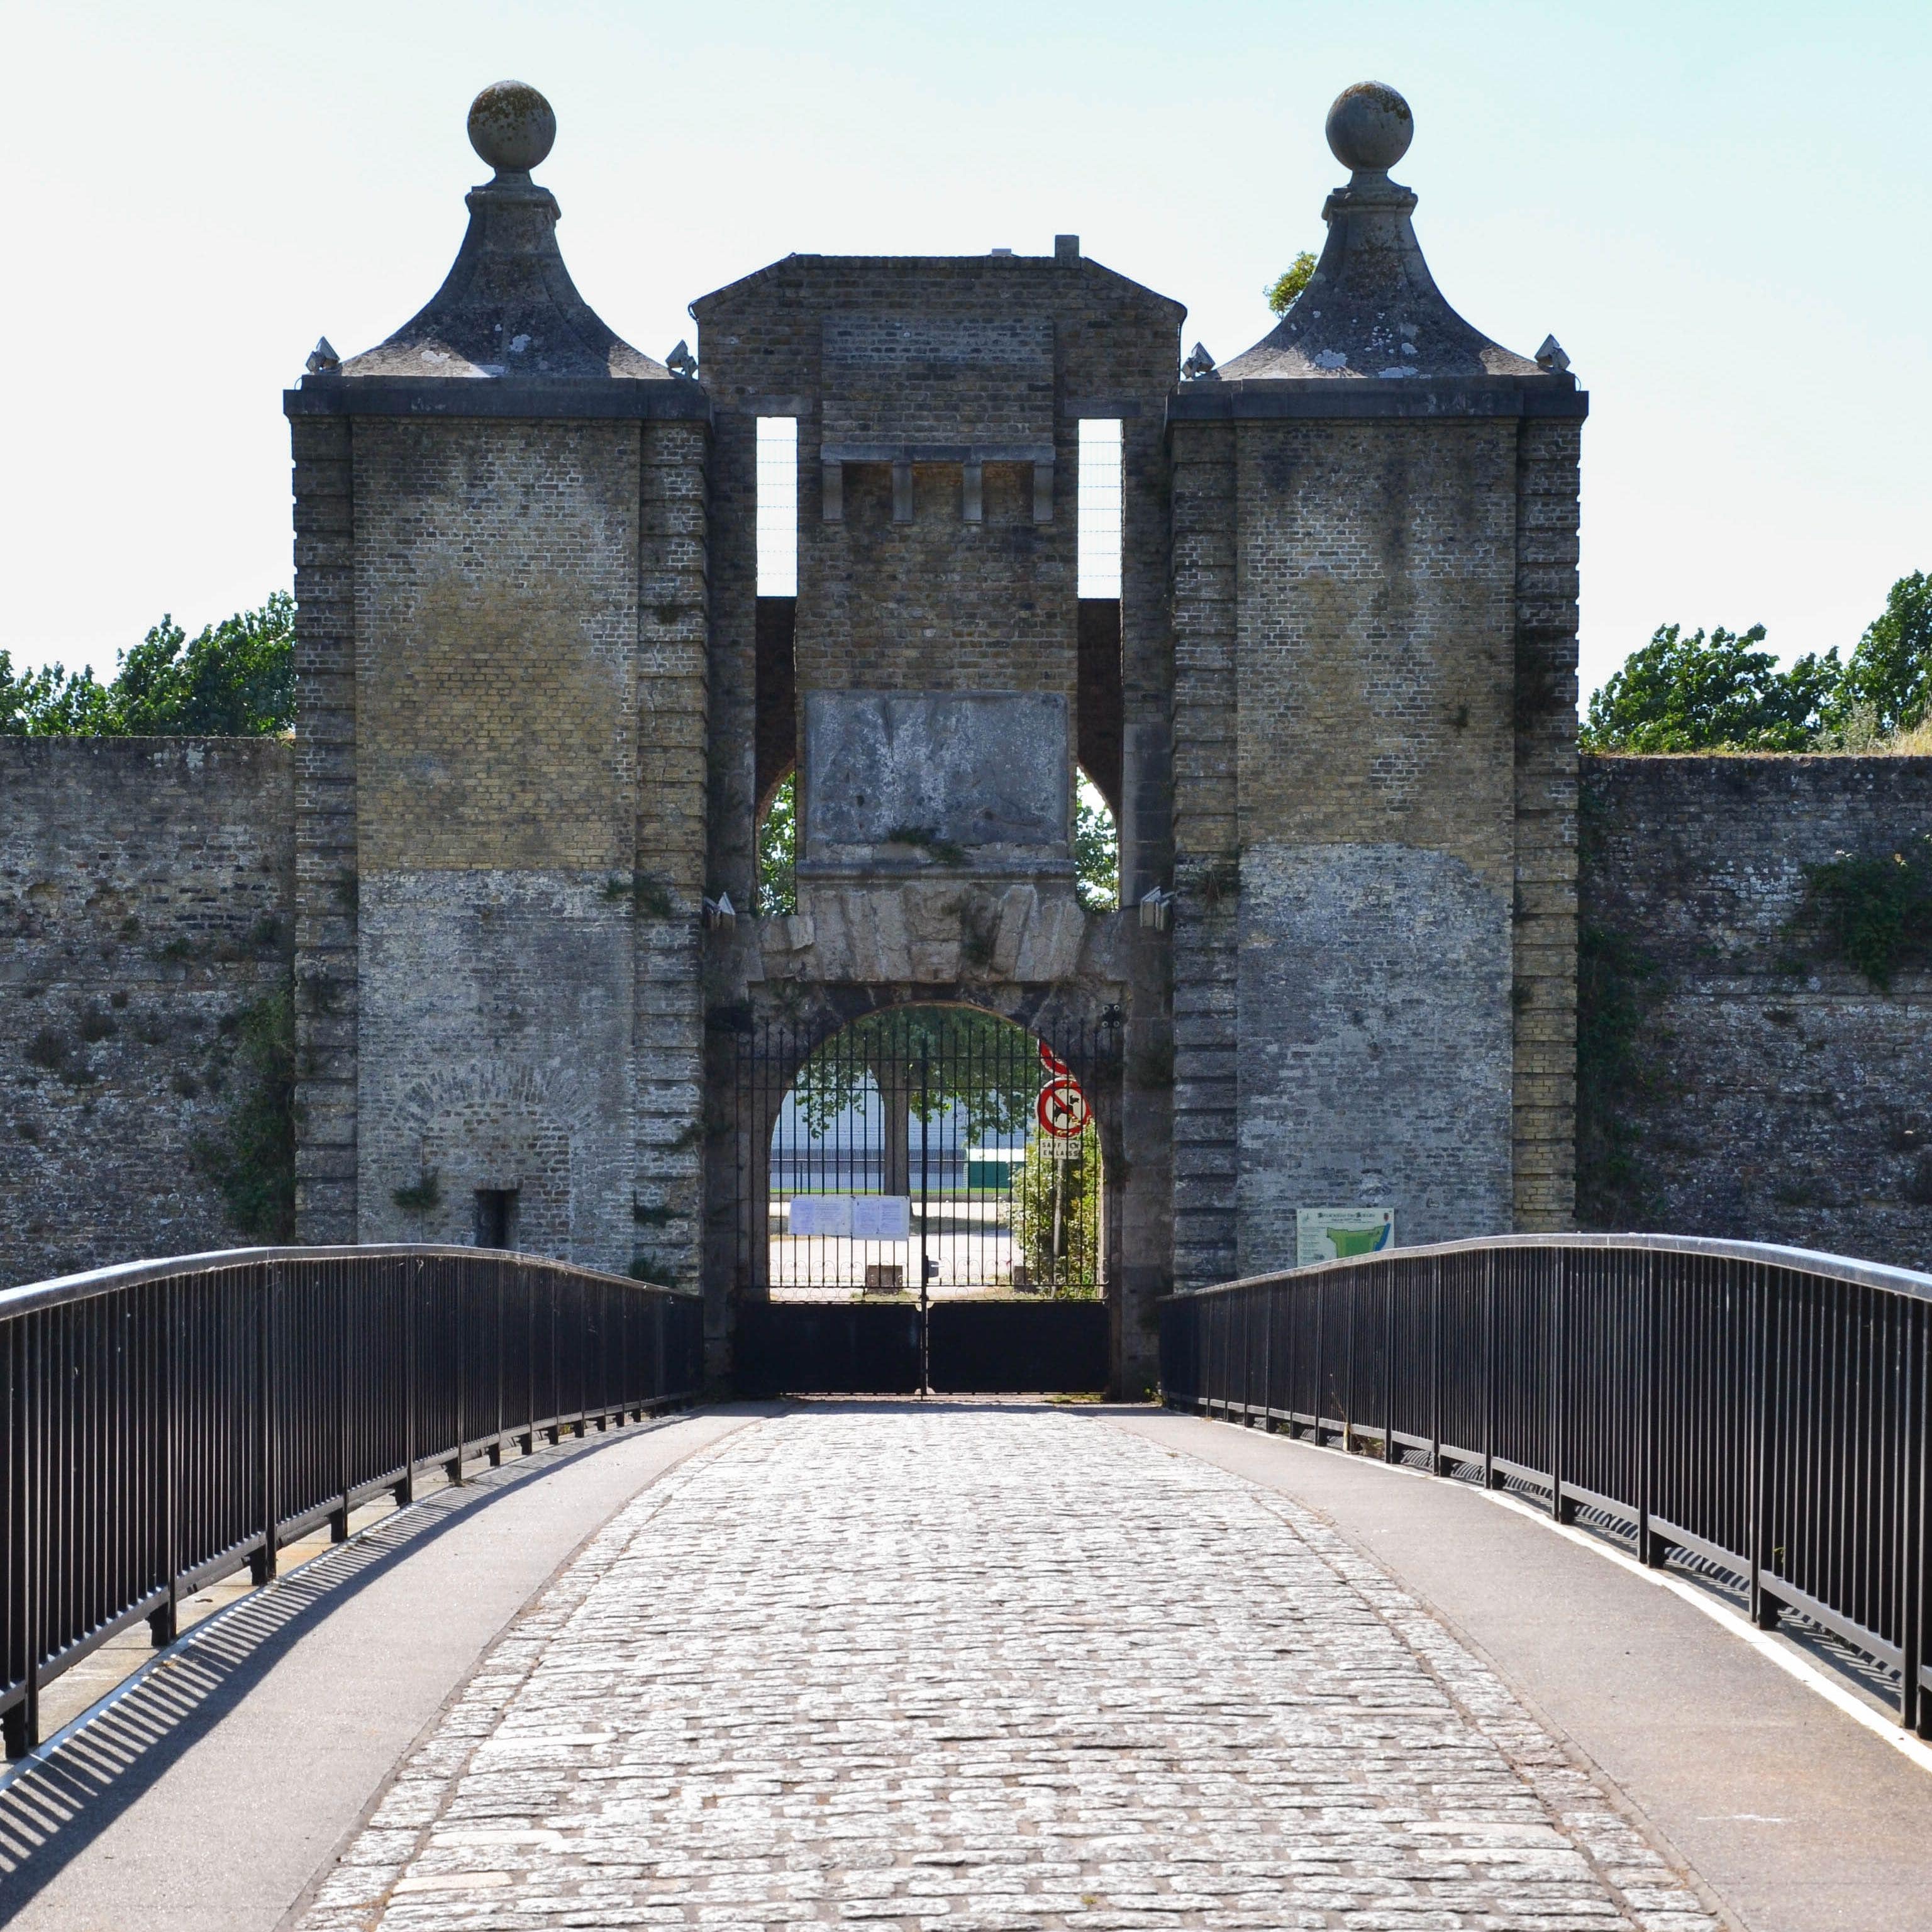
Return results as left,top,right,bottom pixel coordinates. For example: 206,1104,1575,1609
714,983,1124,1307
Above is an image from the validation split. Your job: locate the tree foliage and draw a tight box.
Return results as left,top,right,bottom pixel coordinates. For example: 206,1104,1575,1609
790,1007,1036,1144
1265,252,1318,316
1580,622,1840,752
1583,573,1932,754
1837,570,1932,737
1010,1123,1100,1295
1074,779,1118,911
757,772,798,914
1,593,296,737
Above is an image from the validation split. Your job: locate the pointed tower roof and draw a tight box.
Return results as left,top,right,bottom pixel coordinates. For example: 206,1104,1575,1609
333,81,667,384
1218,83,1538,384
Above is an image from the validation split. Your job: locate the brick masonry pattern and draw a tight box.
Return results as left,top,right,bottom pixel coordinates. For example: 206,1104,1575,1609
295,1409,1716,1932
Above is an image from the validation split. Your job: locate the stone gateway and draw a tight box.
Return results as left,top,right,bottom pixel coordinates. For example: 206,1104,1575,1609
8,80,1924,1388
274,75,1583,1392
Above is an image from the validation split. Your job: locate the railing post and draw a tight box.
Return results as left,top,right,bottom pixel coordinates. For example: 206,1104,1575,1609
1383,1267,1396,1464
250,1263,279,1585
4,1315,40,1758
1344,1282,1357,1453
1639,1251,1663,1566
1749,1265,1779,1631
1429,1255,1443,1476
1897,1298,1924,1735
398,1258,419,1506
148,1282,182,1645
1482,1250,1498,1490
491,1267,506,1467
446,1262,465,1486
1260,1279,1274,1430
332,1260,350,1541
1551,1250,1572,1524
1311,1274,1326,1443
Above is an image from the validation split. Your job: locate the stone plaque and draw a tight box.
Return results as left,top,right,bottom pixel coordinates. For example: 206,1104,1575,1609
803,692,1069,852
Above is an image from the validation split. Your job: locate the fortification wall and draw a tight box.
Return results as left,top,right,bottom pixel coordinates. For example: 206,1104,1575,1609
1579,754,1932,1271
0,738,294,1287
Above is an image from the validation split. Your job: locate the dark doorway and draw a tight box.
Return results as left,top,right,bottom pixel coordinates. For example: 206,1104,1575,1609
474,1188,518,1250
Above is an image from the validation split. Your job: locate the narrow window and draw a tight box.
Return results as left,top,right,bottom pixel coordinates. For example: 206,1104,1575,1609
757,416,799,597
1077,419,1123,599
475,1188,518,1250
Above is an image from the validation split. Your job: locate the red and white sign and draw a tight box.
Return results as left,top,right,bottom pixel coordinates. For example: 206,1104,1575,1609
1036,1076,1091,1138
1038,1041,1070,1077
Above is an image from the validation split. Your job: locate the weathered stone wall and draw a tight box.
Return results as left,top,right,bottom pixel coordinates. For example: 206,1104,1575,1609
1230,418,1521,1275
1579,754,1932,1270
0,739,294,1287
331,413,709,1282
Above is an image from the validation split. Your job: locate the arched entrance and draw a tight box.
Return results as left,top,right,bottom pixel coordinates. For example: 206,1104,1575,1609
729,1002,1120,1394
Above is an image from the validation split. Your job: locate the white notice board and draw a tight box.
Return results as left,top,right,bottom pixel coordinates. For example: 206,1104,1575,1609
1296,1208,1395,1266
788,1196,911,1240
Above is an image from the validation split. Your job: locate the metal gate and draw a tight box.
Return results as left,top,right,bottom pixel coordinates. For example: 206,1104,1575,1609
729,1006,1119,1394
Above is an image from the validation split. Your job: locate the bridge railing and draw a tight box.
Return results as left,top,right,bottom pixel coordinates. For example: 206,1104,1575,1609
0,1246,703,1757
1161,1235,1930,1735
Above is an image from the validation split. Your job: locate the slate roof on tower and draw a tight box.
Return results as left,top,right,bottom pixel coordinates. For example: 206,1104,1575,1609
1218,82,1541,384
333,81,669,383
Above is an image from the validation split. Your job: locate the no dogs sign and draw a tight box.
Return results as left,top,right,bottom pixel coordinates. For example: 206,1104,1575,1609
1036,1077,1091,1138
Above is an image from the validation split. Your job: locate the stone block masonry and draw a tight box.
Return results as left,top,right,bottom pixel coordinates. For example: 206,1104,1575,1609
1579,754,1932,1269
0,739,293,1287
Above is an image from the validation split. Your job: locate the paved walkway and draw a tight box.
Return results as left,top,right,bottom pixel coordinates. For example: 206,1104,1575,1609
297,1407,1718,1931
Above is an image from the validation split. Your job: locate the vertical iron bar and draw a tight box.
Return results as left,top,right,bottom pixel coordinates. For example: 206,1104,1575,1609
1640,1251,1662,1565
1897,1298,1924,1732
1482,1250,1498,1491
400,1258,418,1504
1383,1267,1396,1463
1429,1255,1443,1475
1750,1265,1778,1629
919,1044,931,1397
149,1282,181,1643
1551,1250,1570,1523
252,1265,278,1584
4,1315,38,1758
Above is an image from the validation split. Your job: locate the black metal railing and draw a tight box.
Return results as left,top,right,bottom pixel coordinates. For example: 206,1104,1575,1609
1160,1235,1930,1735
1,1245,702,1757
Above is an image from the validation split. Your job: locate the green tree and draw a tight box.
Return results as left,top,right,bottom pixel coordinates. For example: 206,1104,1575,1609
1074,779,1118,911
1580,623,1839,752
1,593,296,736
0,657,116,734
1265,251,1318,316
757,772,797,914
1837,571,1932,737
1009,1123,1099,1296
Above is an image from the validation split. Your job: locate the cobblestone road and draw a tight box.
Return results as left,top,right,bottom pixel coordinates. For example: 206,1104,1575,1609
298,1407,1717,1931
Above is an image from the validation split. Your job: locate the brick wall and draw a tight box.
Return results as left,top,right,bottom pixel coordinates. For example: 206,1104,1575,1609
1228,418,1521,1274
1579,754,1932,1269
0,739,294,1287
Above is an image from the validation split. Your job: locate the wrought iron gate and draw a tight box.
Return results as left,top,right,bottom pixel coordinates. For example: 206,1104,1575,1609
728,1006,1118,1393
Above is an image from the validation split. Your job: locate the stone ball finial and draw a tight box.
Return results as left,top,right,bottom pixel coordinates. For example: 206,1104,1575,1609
1325,81,1413,173
467,80,557,175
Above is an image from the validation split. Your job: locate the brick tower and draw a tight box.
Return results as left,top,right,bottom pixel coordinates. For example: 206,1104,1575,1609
1165,82,1586,1283
284,83,711,1279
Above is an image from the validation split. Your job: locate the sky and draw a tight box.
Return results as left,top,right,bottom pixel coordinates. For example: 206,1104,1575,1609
6,0,1928,706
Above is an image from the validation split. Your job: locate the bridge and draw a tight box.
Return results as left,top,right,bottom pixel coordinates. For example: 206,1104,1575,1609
0,1240,1927,1930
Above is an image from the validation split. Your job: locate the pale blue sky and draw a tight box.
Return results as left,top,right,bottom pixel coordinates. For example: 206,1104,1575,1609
6,0,1927,704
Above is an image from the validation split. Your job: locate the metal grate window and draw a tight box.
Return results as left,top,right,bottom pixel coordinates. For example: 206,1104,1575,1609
1077,419,1123,599
757,416,798,597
